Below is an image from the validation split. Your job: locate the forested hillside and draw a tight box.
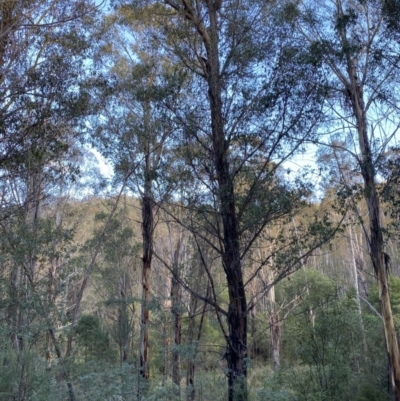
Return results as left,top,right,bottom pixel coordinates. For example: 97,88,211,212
1,0,400,400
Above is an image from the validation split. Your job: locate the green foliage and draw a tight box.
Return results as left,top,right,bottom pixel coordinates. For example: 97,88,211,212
0,344,55,401
276,271,387,401
75,314,113,361
248,313,271,362
389,278,400,327
2,0,400,400
383,0,400,32
73,362,136,401
370,276,400,328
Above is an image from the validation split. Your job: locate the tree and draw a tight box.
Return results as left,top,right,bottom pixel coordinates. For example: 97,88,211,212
278,270,387,401
0,1,101,399
110,1,339,399
288,0,400,397
93,207,138,364
0,0,96,177
92,6,186,388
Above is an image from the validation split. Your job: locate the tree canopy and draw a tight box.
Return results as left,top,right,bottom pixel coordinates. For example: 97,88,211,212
0,1,400,401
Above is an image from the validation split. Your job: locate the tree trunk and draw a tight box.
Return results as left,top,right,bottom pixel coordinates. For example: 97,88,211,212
0,0,16,69
186,282,209,401
139,190,153,381
118,280,130,364
205,4,247,400
171,258,182,395
139,97,154,382
8,264,21,350
48,327,77,401
46,256,58,363
162,299,170,385
266,274,280,372
269,312,281,372
186,295,197,401
162,0,247,398
171,279,181,391
348,223,367,362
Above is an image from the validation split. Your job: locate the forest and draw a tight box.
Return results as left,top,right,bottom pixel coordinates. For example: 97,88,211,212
1,0,400,400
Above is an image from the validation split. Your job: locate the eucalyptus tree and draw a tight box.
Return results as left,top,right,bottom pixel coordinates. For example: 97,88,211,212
109,1,339,400
86,207,138,364
0,0,96,176
0,0,98,238
0,1,100,399
92,7,186,386
0,0,97,289
286,0,400,397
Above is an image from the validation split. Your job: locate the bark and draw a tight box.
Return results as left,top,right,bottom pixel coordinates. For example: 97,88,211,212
171,276,181,392
319,2,400,395
0,0,16,68
46,256,58,363
186,296,197,401
171,240,182,395
48,327,77,401
204,4,247,400
167,0,248,397
15,270,78,401
7,166,44,375
248,286,257,359
186,283,210,401
139,190,153,380
46,208,62,363
139,98,154,382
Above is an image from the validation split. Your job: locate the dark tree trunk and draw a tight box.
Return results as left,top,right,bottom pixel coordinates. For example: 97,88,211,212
46,258,57,363
206,5,247,398
198,2,248,398
186,280,209,401
171,274,181,393
0,0,15,68
139,188,153,381
139,96,154,383
48,327,77,401
171,240,182,395
162,0,248,398
186,297,197,401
